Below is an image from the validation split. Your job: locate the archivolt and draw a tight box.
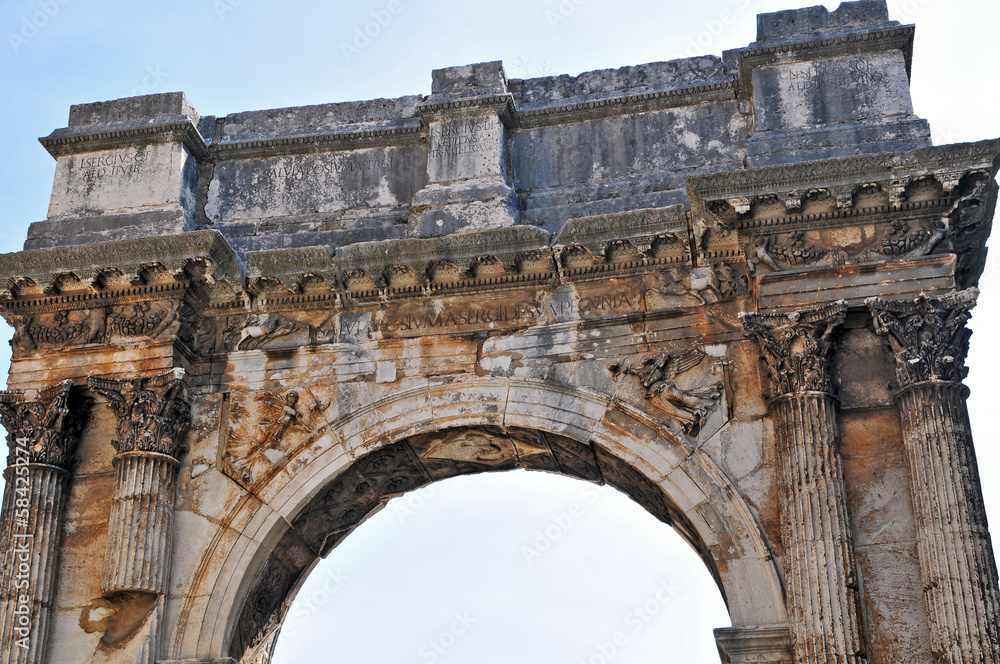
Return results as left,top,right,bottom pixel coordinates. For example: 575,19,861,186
170,377,786,661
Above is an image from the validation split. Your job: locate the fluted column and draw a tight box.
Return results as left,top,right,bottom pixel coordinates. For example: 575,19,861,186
742,302,867,664
88,370,190,597
868,289,1000,664
0,381,86,664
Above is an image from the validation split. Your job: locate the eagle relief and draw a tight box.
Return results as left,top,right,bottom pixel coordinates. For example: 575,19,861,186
609,348,723,435
223,388,329,488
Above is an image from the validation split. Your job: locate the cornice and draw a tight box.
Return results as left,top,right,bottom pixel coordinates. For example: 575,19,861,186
0,230,242,309
40,117,209,161
737,24,915,100
513,78,736,129
416,94,516,123
210,120,424,160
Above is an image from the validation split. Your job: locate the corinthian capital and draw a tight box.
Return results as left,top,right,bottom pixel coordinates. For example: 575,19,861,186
866,289,977,388
88,368,191,459
0,380,87,470
740,302,847,397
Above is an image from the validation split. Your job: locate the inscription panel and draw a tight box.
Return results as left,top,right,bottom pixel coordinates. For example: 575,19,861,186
753,51,913,132
426,115,504,182
206,145,427,222
48,142,191,218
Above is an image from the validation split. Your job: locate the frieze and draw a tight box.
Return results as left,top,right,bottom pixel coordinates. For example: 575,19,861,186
866,288,978,387
87,369,191,459
0,380,87,470
609,348,723,435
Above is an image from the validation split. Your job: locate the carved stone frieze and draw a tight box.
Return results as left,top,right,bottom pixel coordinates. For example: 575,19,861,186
740,302,847,397
223,314,303,352
866,288,977,387
0,381,86,470
11,309,105,354
609,349,722,435
645,262,747,306
87,369,191,459
224,389,329,488
106,300,179,340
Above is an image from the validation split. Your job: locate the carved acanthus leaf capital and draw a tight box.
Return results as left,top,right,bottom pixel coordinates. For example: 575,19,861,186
0,380,87,470
866,288,978,388
87,369,191,459
740,302,847,397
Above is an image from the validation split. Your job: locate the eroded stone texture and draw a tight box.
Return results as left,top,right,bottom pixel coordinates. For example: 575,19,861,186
0,2,998,664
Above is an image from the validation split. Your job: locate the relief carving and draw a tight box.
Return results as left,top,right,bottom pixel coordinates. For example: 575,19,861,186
12,309,105,353
858,219,949,261
748,231,843,274
608,349,722,435
647,262,746,305
0,380,87,470
224,389,329,487
740,302,847,397
87,369,191,459
105,300,178,339
866,288,977,387
224,313,302,351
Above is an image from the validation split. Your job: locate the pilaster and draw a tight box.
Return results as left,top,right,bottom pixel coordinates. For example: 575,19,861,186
0,381,86,664
742,302,867,664
867,290,1000,663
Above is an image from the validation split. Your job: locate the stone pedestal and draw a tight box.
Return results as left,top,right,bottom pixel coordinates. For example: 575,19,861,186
742,303,867,664
0,382,85,664
869,291,1000,664
413,61,518,236
29,92,208,250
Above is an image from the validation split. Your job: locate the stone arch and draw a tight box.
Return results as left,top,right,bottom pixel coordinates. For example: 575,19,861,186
173,378,786,661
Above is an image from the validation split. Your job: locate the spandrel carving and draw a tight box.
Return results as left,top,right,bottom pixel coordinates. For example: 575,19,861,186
609,348,722,435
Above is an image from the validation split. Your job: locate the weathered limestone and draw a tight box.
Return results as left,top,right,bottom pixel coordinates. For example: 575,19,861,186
0,382,86,664
0,2,998,663
87,370,190,596
742,303,867,664
867,291,1000,664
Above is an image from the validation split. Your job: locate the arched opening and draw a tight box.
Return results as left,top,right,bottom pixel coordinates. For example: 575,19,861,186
271,469,731,663
227,426,734,662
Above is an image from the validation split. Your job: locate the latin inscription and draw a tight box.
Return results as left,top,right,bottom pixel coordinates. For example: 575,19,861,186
381,302,541,334
779,58,884,93
78,150,148,179
428,118,495,158
261,156,395,184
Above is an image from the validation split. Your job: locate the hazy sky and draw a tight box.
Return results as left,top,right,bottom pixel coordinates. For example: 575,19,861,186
1,0,999,662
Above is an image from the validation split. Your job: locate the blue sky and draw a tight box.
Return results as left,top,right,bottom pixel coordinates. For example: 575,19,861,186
1,0,999,662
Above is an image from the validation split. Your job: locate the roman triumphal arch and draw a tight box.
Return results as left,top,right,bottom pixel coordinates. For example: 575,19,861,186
1,2,999,663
